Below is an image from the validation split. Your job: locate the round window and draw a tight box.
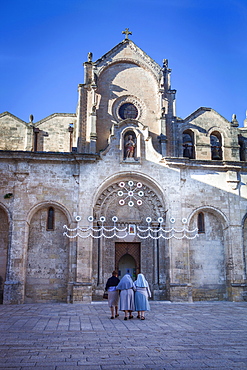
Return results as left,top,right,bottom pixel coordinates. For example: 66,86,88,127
119,103,138,120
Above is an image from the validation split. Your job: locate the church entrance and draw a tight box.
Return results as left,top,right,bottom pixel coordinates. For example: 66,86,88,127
115,242,140,280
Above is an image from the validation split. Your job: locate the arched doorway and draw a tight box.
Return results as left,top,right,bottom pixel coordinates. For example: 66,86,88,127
92,176,167,300
118,254,136,280
115,242,140,281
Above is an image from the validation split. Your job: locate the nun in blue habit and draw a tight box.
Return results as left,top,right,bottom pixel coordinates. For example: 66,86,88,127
133,273,151,320
116,274,135,320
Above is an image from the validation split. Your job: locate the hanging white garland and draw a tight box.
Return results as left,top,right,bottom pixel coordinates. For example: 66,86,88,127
63,180,198,240
63,215,199,240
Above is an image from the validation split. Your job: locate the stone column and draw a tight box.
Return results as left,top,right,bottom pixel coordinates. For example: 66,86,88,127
168,237,191,302
72,236,93,303
76,84,87,153
89,110,97,153
4,165,30,304
3,219,28,304
227,225,246,301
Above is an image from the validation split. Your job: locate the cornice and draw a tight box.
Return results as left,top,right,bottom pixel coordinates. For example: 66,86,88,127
0,150,100,163
162,157,247,172
35,113,76,125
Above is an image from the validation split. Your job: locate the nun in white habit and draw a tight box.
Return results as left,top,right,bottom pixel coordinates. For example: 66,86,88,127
116,274,135,320
133,273,151,320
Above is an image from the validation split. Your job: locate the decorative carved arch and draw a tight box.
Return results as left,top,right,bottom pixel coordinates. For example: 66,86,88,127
94,178,166,223
112,94,146,123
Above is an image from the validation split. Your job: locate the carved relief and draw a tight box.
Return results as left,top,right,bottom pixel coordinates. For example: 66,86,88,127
94,180,165,223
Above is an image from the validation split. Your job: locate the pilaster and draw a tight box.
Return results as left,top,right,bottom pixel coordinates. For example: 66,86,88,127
3,219,28,304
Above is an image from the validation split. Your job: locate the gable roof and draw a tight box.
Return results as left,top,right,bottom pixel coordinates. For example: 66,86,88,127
0,111,29,126
94,39,162,81
181,107,230,125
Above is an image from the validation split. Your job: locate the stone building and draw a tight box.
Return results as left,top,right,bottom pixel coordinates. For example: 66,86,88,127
1,31,247,304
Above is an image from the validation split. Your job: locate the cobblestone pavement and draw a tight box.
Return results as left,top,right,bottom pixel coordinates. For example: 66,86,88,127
0,301,246,369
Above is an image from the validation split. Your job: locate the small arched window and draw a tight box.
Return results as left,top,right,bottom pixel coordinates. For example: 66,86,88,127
182,130,195,159
210,132,222,160
47,207,55,230
198,212,205,233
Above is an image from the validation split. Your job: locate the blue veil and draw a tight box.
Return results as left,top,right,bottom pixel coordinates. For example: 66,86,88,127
134,273,149,288
116,274,133,290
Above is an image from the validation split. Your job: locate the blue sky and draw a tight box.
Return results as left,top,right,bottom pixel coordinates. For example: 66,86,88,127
1,0,246,126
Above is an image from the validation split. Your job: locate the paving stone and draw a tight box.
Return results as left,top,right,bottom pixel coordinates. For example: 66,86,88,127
0,302,246,369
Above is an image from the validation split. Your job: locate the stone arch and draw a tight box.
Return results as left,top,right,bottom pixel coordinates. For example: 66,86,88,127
0,204,10,304
188,206,228,228
27,201,72,225
25,202,71,303
188,206,228,300
97,58,160,83
182,129,195,159
177,125,197,158
91,173,168,301
207,125,227,137
210,131,223,160
207,126,227,149
94,175,166,222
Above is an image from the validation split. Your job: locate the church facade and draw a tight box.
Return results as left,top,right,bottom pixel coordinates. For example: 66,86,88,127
1,32,247,304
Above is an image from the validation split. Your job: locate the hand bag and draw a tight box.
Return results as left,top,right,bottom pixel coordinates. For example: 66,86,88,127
103,291,108,299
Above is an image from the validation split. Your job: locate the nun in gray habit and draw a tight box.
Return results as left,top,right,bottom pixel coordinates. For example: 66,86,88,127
116,274,135,320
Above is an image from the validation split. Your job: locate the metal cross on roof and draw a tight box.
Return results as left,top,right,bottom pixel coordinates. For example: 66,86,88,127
122,28,132,39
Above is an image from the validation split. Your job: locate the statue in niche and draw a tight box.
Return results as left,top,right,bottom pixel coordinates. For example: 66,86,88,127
124,134,136,159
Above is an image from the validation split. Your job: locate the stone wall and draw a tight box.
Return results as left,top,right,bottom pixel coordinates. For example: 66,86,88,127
0,38,247,304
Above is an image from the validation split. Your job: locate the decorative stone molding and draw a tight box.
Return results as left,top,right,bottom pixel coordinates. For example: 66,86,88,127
94,180,165,220
112,95,146,123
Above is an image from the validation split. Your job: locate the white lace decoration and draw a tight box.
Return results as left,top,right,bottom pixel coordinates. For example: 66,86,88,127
63,216,199,240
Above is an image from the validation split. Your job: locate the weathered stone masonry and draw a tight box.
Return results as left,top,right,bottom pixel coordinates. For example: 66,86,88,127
0,36,247,304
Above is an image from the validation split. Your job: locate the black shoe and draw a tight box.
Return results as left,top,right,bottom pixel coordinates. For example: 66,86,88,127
110,316,114,319
124,317,128,320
